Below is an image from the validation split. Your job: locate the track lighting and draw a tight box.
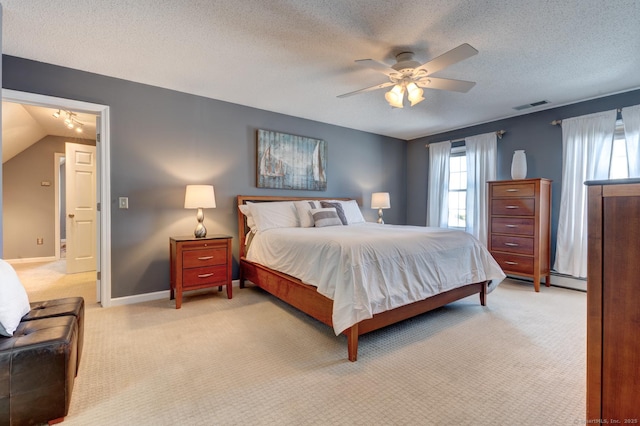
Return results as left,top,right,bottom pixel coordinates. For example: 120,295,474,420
53,109,84,133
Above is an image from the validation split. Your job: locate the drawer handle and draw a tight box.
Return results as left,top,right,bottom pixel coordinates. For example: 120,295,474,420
506,189,520,192
504,261,518,265
504,242,519,247
505,205,519,209
197,256,214,261
505,224,518,228
197,273,215,279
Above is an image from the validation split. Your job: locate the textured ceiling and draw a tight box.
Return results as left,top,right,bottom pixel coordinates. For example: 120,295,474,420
2,0,640,140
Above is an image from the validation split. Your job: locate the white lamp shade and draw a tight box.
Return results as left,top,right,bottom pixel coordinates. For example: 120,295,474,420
371,192,390,209
384,85,404,108
184,185,216,209
407,82,425,106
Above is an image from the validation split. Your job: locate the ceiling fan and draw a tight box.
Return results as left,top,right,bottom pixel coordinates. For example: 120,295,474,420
338,43,478,108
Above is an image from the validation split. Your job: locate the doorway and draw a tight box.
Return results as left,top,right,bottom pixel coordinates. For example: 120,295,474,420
2,89,112,306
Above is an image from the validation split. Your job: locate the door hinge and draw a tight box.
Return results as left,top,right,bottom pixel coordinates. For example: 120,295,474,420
97,271,101,281
96,133,101,143
97,202,101,212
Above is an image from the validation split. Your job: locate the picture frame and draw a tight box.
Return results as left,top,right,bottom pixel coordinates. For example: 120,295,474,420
256,129,327,191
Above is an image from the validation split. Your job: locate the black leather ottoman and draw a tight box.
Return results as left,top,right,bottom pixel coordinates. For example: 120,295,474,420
0,316,78,426
22,297,84,375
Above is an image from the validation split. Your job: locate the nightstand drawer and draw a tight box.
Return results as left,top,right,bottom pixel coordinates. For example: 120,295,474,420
182,248,227,268
183,265,228,287
491,217,535,235
491,235,534,255
491,252,534,275
491,198,535,216
491,183,535,198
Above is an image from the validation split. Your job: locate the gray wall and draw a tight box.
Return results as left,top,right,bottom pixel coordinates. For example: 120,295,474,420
1,55,406,298
2,135,95,259
407,88,640,265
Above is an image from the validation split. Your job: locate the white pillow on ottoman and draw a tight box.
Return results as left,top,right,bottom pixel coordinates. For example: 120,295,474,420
0,259,31,337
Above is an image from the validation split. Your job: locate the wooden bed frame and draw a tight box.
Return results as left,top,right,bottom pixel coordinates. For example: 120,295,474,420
237,195,488,361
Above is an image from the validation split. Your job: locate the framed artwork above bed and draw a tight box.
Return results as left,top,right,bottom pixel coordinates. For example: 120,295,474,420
256,129,327,191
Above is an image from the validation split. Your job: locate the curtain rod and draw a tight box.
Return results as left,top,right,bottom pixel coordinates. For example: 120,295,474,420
424,130,505,148
551,108,623,125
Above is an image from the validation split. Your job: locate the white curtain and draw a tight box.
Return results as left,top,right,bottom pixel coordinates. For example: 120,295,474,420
427,141,451,227
465,132,497,246
554,110,617,277
622,104,640,178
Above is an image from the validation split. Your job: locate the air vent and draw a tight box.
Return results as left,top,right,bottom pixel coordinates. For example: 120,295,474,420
513,100,550,111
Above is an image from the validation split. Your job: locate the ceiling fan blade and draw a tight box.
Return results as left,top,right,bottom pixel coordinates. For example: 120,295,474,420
415,43,478,75
337,81,394,98
416,77,476,93
354,59,399,77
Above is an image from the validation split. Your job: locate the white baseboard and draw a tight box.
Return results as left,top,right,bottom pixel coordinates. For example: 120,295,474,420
108,290,170,306
107,280,240,307
4,256,57,264
506,273,586,292
549,273,586,292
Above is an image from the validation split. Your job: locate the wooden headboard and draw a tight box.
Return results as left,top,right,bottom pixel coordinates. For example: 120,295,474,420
236,195,353,258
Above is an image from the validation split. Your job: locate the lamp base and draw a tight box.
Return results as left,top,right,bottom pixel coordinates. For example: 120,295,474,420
377,208,384,224
194,208,207,238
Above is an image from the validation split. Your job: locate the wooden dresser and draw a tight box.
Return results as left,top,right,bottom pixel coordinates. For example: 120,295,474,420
586,179,640,420
487,178,551,292
170,235,232,309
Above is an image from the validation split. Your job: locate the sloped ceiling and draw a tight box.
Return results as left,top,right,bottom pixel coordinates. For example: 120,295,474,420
2,102,97,163
2,1,640,140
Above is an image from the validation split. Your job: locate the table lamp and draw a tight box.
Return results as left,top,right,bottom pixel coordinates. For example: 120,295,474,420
371,192,390,224
184,185,216,238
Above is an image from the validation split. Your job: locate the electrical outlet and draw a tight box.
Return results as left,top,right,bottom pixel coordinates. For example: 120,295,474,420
37,237,44,245
119,197,129,209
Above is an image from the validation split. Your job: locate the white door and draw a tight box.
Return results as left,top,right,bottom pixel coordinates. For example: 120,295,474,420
65,142,97,274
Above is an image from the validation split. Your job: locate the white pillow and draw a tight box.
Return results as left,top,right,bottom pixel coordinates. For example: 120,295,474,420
311,207,343,227
0,259,31,337
238,204,257,233
248,201,299,232
294,200,322,227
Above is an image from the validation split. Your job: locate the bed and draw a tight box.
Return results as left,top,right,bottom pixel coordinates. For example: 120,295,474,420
237,195,505,361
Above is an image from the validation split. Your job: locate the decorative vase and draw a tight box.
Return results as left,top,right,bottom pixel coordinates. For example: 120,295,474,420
511,150,527,180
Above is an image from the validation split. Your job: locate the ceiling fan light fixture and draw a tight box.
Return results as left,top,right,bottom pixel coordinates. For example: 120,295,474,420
407,82,425,106
52,109,61,118
385,84,404,108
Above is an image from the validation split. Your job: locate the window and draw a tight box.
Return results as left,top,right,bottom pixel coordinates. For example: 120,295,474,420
610,120,629,179
447,146,466,229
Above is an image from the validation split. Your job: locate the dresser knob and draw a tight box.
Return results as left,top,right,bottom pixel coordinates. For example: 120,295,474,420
505,261,518,265
198,256,214,261
504,242,519,247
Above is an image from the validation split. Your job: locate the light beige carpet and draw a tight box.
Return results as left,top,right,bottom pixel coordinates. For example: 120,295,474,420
15,262,585,425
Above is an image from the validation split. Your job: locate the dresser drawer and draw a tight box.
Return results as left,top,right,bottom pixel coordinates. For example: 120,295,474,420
183,265,228,287
491,198,535,216
491,235,534,255
182,248,227,268
491,217,535,236
491,252,534,275
491,183,535,198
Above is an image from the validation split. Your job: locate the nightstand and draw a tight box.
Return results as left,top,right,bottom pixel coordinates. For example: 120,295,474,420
169,235,232,308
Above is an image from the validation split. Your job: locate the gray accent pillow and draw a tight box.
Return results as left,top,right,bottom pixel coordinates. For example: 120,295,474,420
320,201,348,225
311,208,343,227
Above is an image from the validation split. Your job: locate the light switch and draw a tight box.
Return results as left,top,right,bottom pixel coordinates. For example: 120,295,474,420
119,197,129,209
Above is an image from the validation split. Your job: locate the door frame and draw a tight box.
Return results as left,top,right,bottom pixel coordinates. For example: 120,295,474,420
3,89,112,307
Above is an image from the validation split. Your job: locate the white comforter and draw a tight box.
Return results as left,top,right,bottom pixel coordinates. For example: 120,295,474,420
246,223,505,335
